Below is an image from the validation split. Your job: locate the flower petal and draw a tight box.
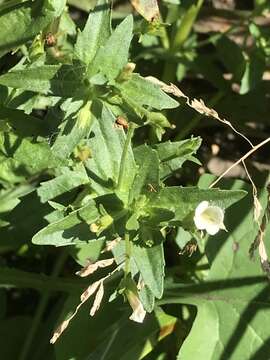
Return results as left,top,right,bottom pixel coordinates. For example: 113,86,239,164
195,201,209,217
205,223,220,235
194,214,207,230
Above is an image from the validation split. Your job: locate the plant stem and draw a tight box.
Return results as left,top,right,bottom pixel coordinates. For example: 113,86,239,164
0,267,88,293
19,251,68,360
162,0,204,83
124,230,131,277
117,123,135,192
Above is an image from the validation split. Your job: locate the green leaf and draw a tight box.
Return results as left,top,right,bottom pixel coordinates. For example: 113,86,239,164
139,283,155,313
32,201,100,246
154,137,201,179
74,0,111,65
149,186,247,223
0,0,66,56
240,50,265,94
0,64,87,97
0,182,35,214
162,180,270,360
0,132,58,184
89,15,133,80
54,295,175,360
37,164,90,203
132,228,164,299
0,107,50,137
118,73,179,110
130,145,160,203
68,238,105,266
0,192,50,251
85,101,136,195
215,36,245,82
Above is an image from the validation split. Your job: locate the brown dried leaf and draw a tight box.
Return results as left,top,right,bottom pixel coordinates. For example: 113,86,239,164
145,77,187,99
76,258,114,277
130,0,160,22
90,282,105,316
50,319,70,344
50,280,102,343
80,280,101,303
190,98,219,118
161,83,187,99
102,237,121,253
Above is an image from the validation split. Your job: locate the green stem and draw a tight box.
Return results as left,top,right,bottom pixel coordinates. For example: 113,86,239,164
19,251,68,360
162,0,204,83
124,231,131,277
0,267,88,293
117,123,135,192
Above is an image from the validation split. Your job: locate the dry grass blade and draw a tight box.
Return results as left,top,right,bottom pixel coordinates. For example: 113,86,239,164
76,258,114,277
50,280,101,344
50,265,122,344
80,280,101,302
242,161,262,223
209,137,270,188
90,281,105,316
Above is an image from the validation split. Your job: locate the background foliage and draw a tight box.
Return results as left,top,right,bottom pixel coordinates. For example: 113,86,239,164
0,0,270,359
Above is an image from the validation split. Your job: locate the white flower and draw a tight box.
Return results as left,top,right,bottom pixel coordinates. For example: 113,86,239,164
194,201,226,235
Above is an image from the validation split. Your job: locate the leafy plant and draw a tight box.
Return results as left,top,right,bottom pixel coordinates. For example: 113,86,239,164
0,0,270,359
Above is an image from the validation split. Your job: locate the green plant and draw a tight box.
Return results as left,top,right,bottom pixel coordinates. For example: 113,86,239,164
0,0,270,359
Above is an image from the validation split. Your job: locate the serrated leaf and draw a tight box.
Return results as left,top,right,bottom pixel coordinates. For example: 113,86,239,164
0,0,65,56
154,137,201,179
74,0,111,65
119,73,179,110
149,186,247,223
132,228,164,298
37,164,90,203
32,201,100,246
89,15,133,80
130,145,159,203
0,65,87,97
85,101,136,196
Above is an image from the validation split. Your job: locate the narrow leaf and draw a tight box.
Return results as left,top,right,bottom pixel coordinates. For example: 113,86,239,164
119,74,179,110
37,164,90,203
32,201,100,246
90,15,133,80
0,65,87,97
132,229,164,298
75,0,111,65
